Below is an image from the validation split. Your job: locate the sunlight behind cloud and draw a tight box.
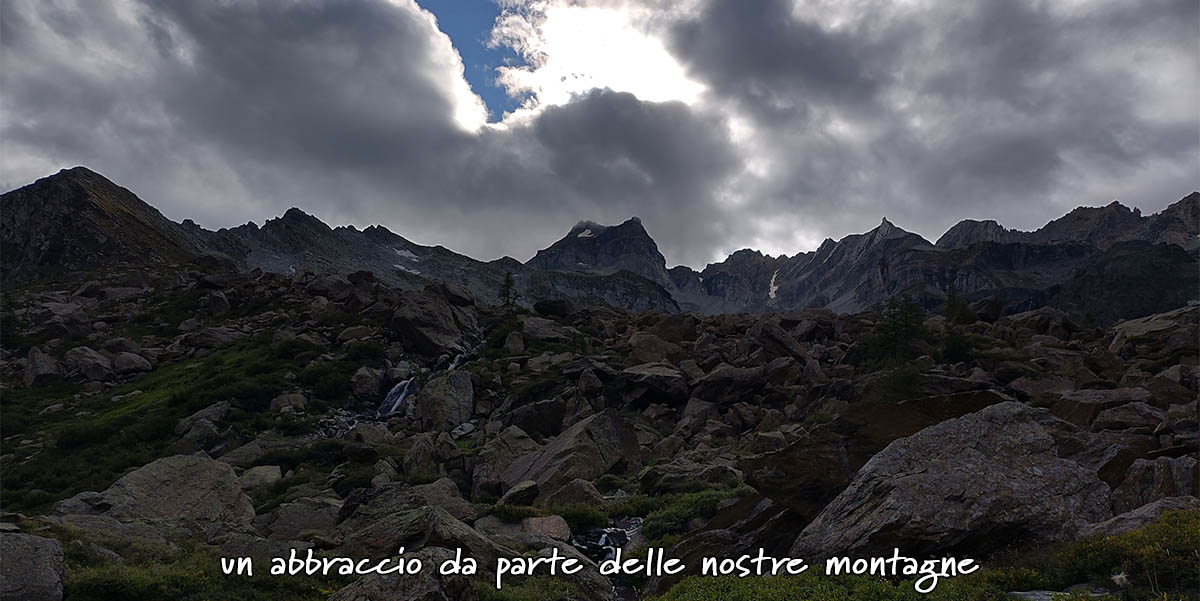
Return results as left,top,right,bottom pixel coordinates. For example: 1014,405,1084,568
489,1,705,117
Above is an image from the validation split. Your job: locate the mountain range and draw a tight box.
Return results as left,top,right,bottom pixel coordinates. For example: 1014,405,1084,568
3,166,1197,323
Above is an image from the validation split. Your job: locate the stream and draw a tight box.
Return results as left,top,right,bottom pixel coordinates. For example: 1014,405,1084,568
571,517,644,601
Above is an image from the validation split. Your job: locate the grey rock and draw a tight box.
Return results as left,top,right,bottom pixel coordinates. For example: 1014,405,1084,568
64,345,112,381
0,533,64,601
1080,496,1200,539
414,370,473,432
791,402,1113,558
112,351,152,374
54,455,255,539
501,410,639,498
23,347,64,387
498,480,539,506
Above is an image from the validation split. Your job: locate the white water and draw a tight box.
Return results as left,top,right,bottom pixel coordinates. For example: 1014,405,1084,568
376,378,415,417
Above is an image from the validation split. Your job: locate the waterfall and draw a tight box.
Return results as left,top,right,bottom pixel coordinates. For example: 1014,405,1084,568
376,378,415,418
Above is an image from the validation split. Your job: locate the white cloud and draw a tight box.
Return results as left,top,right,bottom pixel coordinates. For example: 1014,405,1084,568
489,0,705,116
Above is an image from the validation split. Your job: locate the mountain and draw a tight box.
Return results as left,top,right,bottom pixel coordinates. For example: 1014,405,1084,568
0,167,205,283
2,167,1197,323
527,217,673,288
936,194,1200,251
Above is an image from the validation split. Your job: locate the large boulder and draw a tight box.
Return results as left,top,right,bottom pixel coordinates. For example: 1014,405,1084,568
328,547,476,601
500,410,639,498
1110,456,1198,513
23,347,65,387
54,455,254,538
693,364,766,405
1080,496,1200,539
471,426,540,501
262,494,343,541
0,533,64,601
791,402,1113,558
414,370,474,432
1052,388,1155,427
64,346,112,381
392,289,478,356
334,506,512,565
619,363,689,407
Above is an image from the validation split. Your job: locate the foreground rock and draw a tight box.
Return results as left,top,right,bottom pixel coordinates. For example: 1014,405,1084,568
791,402,1113,558
54,455,255,539
0,533,64,601
500,410,639,498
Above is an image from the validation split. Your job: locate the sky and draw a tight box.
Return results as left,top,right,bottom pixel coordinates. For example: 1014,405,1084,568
2,0,1197,268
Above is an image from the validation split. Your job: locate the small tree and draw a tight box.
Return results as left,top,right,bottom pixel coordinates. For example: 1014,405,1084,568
943,287,975,325
499,271,519,307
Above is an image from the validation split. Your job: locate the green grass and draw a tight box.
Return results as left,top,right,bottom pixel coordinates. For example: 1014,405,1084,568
650,509,1200,601
1,333,315,512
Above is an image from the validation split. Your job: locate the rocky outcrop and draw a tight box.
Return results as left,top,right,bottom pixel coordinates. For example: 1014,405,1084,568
54,455,254,539
500,410,639,498
414,370,474,432
0,533,64,601
791,402,1114,558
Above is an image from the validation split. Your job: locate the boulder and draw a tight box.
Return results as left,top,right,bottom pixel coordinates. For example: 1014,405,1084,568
790,402,1113,558
740,428,854,520
327,547,475,601
518,316,577,343
262,494,343,541
498,480,539,506
111,351,152,374
541,479,605,507
392,289,478,356
693,363,765,405
1052,388,1153,427
1110,456,1198,513
240,465,282,490
414,370,474,432
1079,496,1200,539
23,347,65,387
64,346,112,381
619,363,689,407
1090,402,1166,432
340,479,474,528
471,427,540,501
0,533,64,601
352,366,386,402
334,506,512,565
628,332,682,364
54,455,255,538
500,410,639,498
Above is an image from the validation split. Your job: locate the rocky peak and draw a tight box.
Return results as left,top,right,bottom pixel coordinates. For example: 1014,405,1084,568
0,166,202,283
527,216,672,287
936,219,1018,249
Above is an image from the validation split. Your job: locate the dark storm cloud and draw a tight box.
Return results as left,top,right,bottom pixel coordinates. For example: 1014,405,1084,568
668,0,888,122
2,0,1196,268
666,0,1199,242
1,0,740,266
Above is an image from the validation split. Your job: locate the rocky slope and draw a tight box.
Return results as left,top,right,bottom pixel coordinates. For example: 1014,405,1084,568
4,168,1196,324
1,238,1197,599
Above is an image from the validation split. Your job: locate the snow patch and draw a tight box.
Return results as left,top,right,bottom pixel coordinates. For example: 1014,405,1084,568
576,229,595,238
768,269,779,301
394,248,419,261
393,264,421,275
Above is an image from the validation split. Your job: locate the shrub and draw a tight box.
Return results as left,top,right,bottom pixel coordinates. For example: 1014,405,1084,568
547,503,608,532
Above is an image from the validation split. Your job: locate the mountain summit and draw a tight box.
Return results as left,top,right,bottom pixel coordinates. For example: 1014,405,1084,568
2,168,1196,323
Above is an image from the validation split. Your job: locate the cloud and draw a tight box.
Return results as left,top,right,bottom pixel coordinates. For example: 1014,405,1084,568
1,0,741,266
2,0,1196,269
662,0,1199,248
